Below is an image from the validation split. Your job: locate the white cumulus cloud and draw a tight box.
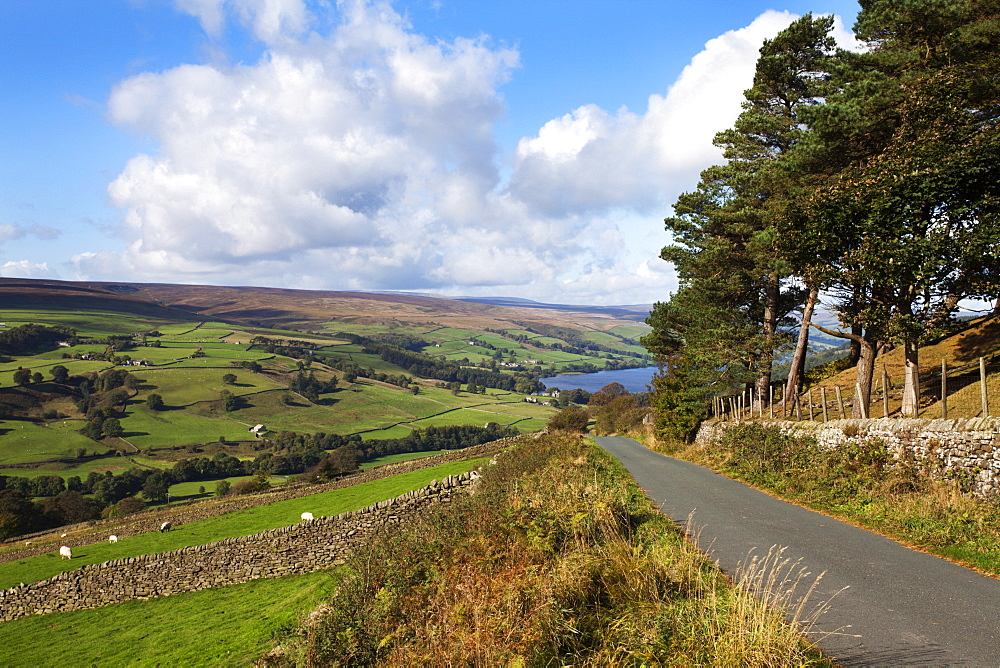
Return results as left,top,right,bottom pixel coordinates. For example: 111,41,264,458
93,2,852,305
508,10,802,219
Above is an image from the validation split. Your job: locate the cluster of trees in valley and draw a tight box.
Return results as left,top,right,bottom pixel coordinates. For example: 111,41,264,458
644,2,1000,440
331,333,546,394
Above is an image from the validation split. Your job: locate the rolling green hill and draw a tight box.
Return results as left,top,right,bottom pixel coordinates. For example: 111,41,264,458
0,278,650,534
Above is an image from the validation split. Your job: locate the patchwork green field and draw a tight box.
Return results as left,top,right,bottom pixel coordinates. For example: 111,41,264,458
0,281,648,506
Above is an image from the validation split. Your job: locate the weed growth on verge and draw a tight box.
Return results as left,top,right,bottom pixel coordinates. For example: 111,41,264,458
266,433,830,666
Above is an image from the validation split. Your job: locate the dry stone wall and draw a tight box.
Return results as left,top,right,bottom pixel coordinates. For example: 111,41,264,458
0,471,480,623
696,417,1000,496
1,438,515,563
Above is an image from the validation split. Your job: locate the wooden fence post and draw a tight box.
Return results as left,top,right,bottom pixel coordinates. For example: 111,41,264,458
941,359,948,420
835,385,845,420
856,382,868,419
794,392,802,421
807,388,815,421
981,357,989,418
820,387,829,422
881,368,890,418
769,385,774,420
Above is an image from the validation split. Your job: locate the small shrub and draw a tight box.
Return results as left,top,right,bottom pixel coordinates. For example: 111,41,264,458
547,405,589,433
230,477,269,496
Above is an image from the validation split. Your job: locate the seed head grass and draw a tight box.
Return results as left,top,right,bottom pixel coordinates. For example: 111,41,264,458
267,433,831,666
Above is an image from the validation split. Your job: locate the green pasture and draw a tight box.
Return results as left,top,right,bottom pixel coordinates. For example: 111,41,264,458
131,367,286,404
0,310,183,337
153,323,200,335
120,346,198,360
198,347,272,360
357,424,415,440
321,344,409,373
472,401,555,418
161,328,234,341
244,385,424,434
0,420,95,465
156,357,255,369
0,570,338,667
0,359,110,381
155,339,245,350
610,323,651,339
358,450,446,468
0,456,129,479
168,474,288,499
32,344,108,360
579,330,622,345
119,406,253,449
407,411,524,430
0,458,484,589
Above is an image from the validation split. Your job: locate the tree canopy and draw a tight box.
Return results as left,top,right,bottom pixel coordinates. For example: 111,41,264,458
645,1,1000,430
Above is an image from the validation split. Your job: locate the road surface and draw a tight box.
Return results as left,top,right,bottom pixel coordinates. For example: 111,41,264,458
595,435,1000,666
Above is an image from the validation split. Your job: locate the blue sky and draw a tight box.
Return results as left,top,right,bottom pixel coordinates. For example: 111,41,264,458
1,0,860,305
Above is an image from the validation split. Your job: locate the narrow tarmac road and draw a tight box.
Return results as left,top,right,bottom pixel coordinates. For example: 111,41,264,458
595,436,1000,667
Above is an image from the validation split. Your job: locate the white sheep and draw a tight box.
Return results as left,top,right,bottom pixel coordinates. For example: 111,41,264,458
61,533,67,538
160,521,172,532
59,546,72,560
24,541,31,546
109,535,118,543
300,512,314,521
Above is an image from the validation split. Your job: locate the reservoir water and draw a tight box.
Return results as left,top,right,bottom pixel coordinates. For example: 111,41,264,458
541,366,658,394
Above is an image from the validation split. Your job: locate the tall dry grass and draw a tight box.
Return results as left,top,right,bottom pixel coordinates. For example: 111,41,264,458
264,433,832,666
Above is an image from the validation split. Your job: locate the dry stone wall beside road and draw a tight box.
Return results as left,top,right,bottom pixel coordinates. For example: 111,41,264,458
696,417,1000,496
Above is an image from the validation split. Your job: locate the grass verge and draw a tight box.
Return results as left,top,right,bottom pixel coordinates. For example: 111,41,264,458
0,570,338,667
657,423,1000,577
266,433,831,666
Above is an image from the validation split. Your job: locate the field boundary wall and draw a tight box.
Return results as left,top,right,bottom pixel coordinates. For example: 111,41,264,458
696,417,1000,496
1,437,516,562
0,470,482,623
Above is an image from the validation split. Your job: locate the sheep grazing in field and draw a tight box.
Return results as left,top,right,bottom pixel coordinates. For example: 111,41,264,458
160,521,172,532
59,546,72,560
300,512,314,521
109,535,118,543
24,541,31,546
61,533,67,538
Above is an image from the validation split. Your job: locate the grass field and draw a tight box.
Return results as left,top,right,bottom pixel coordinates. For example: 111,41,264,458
0,457,129,479
132,367,286,403
358,450,447,468
0,309,185,337
0,570,339,667
167,474,288,499
0,420,96,464
0,458,483,590
118,407,253,449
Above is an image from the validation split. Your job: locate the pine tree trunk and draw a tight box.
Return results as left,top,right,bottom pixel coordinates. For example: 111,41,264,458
901,337,920,417
755,272,780,412
784,284,818,405
847,324,863,367
852,337,877,419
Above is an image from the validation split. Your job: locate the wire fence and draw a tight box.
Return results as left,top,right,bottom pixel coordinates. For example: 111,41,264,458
713,356,1000,422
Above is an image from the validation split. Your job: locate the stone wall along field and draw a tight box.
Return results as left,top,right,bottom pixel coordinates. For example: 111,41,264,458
0,471,481,623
